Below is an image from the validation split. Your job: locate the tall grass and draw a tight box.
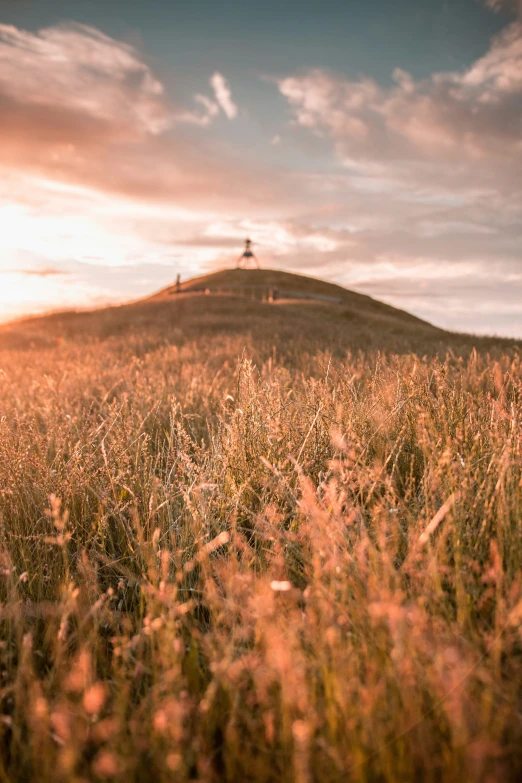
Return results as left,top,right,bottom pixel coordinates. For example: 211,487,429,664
0,328,521,781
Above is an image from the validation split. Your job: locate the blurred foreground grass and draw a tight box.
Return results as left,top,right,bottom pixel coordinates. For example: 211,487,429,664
0,297,521,781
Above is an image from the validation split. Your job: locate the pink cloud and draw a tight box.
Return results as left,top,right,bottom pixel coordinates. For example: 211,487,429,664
0,23,239,139
484,0,522,15
0,23,168,135
463,21,522,91
210,72,238,119
278,23,522,187
178,93,220,126
0,24,285,211
179,72,238,126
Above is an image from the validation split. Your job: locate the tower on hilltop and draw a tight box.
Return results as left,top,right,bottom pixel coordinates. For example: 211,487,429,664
236,237,260,269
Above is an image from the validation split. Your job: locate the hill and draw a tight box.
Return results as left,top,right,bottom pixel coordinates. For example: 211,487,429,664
0,267,522,780
150,267,431,327
0,267,516,356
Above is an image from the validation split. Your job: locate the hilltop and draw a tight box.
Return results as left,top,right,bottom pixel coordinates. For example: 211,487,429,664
150,267,428,326
0,267,517,356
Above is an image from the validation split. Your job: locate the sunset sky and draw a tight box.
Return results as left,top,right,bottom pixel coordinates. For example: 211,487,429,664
1,0,521,334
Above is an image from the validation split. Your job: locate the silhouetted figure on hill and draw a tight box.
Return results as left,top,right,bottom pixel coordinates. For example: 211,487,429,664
237,238,260,269
175,273,181,293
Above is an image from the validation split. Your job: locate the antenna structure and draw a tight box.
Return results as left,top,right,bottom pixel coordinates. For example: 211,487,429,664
236,237,260,269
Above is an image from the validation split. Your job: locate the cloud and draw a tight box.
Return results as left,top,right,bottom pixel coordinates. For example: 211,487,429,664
0,266,66,277
0,23,168,136
272,25,522,332
178,72,238,126
484,0,522,15
278,23,522,193
0,23,285,212
177,72,237,126
178,93,220,126
21,266,67,277
0,23,237,138
210,72,238,119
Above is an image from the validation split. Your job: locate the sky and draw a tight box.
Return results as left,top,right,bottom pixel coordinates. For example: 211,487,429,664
0,0,521,335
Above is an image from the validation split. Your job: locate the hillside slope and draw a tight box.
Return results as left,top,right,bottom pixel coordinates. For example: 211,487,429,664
149,267,432,328
0,268,516,357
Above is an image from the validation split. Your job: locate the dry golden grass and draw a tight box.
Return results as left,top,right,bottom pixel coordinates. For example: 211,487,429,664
0,275,521,781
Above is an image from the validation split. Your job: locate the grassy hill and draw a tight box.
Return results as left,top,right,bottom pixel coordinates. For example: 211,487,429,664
151,267,432,325
0,268,521,781
0,267,516,357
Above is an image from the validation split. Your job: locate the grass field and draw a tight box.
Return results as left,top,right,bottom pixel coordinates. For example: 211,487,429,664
0,269,521,781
